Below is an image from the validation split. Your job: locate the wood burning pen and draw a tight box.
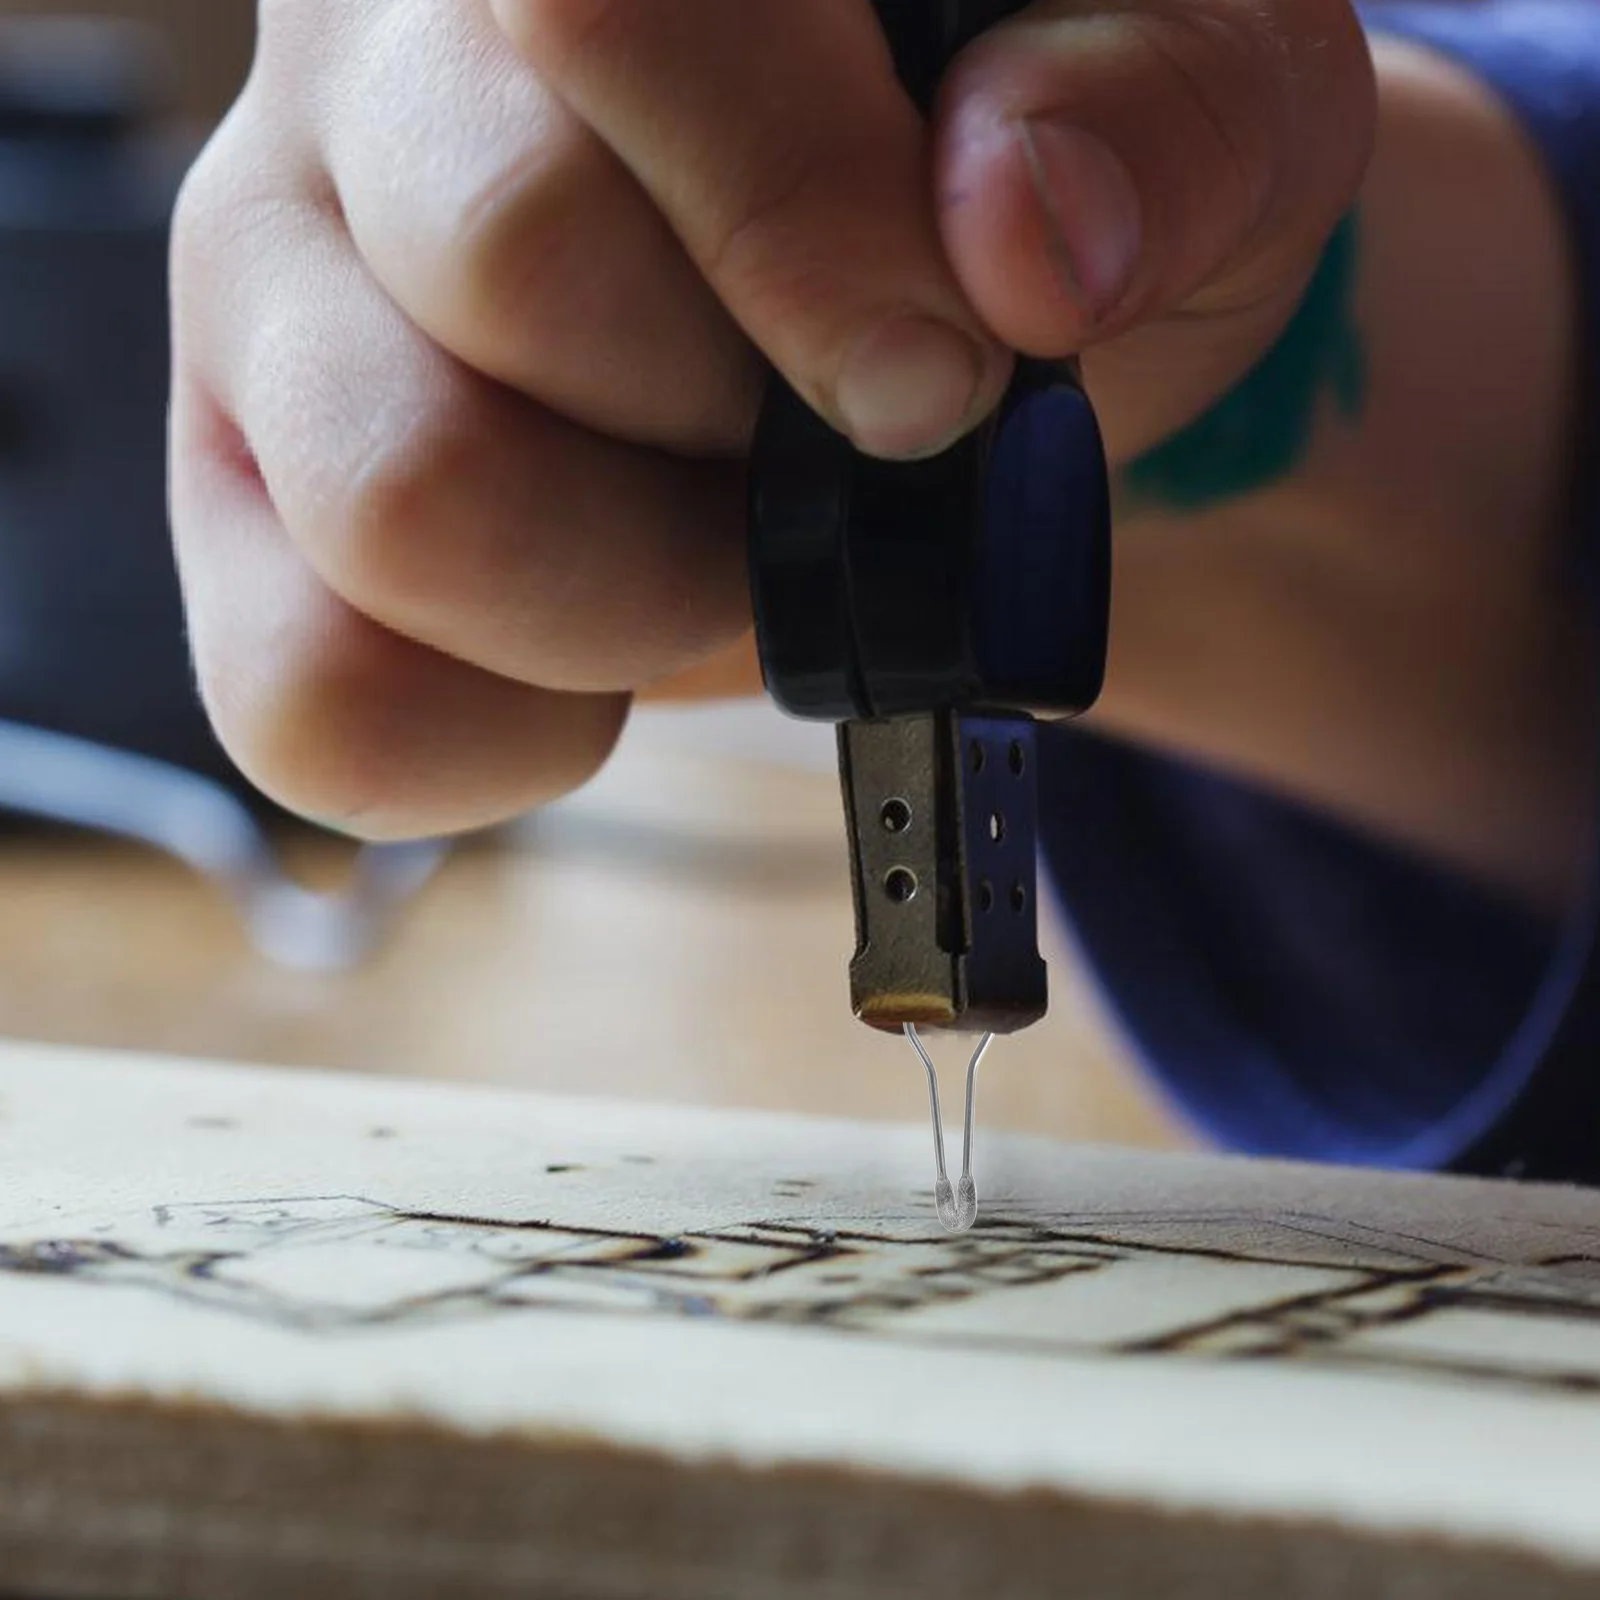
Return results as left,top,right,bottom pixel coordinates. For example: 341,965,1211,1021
747,0,1114,1232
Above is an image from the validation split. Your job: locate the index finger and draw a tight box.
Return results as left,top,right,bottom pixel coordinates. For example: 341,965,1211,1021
493,0,1012,459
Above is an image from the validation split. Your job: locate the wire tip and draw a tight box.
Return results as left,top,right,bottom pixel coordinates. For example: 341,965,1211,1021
937,1176,978,1233
907,1024,990,1233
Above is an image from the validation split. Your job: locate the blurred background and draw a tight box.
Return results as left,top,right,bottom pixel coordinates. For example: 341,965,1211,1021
0,0,254,121
0,0,1180,1149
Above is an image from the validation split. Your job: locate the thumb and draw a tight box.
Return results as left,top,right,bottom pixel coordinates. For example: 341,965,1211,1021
933,0,1374,364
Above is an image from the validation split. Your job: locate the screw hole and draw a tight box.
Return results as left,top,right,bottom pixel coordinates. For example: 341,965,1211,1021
1011,881,1029,915
884,868,918,905
978,880,994,914
970,741,987,775
989,812,1006,844
1009,741,1027,778
881,798,912,834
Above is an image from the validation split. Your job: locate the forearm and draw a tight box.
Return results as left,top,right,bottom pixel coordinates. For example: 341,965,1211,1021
1093,34,1593,913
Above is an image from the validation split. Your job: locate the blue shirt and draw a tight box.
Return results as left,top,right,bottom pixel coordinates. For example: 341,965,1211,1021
1039,0,1600,1180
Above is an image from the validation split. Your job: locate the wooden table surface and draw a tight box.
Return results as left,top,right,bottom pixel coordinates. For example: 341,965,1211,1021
0,707,1184,1151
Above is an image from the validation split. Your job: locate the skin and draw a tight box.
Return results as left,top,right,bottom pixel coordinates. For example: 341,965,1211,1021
169,0,1589,912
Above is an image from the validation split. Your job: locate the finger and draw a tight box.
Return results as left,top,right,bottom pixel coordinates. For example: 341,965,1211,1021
638,633,764,704
933,0,1374,452
174,113,753,700
169,375,629,839
310,0,758,456
495,0,1013,461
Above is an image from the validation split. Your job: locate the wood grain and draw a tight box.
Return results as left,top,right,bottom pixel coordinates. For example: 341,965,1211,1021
2,1043,1600,1598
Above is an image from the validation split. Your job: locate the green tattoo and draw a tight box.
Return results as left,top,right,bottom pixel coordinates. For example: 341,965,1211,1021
1120,212,1367,514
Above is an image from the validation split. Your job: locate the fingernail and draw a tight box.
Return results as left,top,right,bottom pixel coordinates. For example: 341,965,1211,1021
1019,118,1142,319
836,315,992,459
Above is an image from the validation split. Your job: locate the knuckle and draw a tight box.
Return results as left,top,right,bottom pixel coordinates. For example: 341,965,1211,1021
506,0,632,69
255,0,331,63
254,0,305,35
1132,0,1371,201
516,693,631,805
1113,3,1299,243
202,606,629,835
1136,7,1287,208
169,145,215,263
169,179,215,309
693,138,874,383
171,100,318,309
699,134,836,294
314,388,490,625
202,603,419,833
446,145,598,361
170,118,251,281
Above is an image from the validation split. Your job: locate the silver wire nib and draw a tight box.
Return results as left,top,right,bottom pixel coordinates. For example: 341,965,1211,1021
906,1024,993,1234
935,1175,979,1234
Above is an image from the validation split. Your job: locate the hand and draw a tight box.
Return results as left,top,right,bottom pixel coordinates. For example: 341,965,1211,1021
170,0,1373,838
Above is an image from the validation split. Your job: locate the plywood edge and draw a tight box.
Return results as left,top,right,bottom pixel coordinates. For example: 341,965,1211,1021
1,1392,1593,1600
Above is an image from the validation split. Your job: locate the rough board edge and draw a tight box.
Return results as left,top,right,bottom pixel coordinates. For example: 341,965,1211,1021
0,1395,1594,1600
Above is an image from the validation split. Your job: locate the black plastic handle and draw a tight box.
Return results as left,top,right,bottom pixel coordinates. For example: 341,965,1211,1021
749,0,1111,727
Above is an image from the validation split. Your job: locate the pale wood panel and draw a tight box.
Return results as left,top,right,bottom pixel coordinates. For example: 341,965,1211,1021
1,1044,1598,1598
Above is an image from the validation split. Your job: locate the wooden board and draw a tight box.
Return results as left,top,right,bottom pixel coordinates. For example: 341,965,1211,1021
3,1042,1600,1598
